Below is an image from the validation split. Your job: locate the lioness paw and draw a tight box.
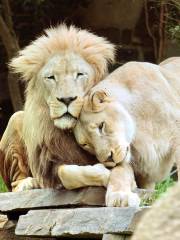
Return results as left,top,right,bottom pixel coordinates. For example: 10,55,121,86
105,190,140,207
12,177,40,192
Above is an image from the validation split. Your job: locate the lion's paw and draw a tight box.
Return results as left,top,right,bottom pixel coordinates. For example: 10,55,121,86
105,190,140,207
58,163,110,190
92,163,111,187
12,177,40,192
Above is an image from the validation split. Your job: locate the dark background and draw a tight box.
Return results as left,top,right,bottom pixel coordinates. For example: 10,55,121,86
0,0,180,136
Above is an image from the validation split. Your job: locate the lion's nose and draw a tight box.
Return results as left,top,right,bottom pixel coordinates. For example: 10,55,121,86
57,96,77,106
106,151,114,162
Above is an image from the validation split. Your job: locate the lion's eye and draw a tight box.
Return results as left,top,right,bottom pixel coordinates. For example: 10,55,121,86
81,143,91,150
98,122,105,133
77,72,84,78
82,143,88,147
47,75,55,80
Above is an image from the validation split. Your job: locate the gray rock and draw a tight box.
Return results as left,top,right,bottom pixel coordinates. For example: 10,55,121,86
0,187,154,213
103,234,131,240
15,207,147,237
0,187,105,213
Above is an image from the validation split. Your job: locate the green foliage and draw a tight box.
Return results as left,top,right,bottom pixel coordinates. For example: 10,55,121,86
150,0,180,45
155,176,175,196
168,25,180,44
0,176,7,192
141,176,175,206
163,0,180,44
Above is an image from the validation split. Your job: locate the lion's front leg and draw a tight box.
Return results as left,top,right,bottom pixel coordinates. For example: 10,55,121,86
106,163,140,207
58,164,110,190
0,111,32,191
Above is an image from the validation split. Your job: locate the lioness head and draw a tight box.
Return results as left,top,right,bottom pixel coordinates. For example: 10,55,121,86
10,25,115,129
74,90,135,167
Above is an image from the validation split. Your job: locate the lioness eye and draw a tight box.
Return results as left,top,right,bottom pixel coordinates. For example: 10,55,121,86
77,72,84,78
47,75,55,80
98,122,105,133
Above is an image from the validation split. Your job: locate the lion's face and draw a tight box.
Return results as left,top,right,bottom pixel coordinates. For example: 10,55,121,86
40,52,95,129
10,25,115,130
74,91,135,167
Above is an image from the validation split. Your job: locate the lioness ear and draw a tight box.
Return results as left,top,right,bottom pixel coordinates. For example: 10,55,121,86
92,90,108,104
89,90,109,112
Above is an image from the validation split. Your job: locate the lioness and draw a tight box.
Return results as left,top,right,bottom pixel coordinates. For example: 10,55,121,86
74,59,180,206
132,181,180,240
0,24,115,191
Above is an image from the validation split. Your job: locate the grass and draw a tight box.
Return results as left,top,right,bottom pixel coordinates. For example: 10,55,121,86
141,176,175,206
155,176,175,198
0,176,8,192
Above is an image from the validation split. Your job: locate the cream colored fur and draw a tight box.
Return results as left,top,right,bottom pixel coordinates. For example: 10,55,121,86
0,24,115,191
12,177,40,191
58,163,110,190
132,182,180,240
10,24,115,130
74,58,180,206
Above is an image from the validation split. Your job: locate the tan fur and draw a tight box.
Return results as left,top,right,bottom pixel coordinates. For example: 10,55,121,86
132,182,180,240
74,58,180,205
0,25,115,190
0,112,30,190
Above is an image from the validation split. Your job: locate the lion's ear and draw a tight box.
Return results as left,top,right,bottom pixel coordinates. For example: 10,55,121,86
88,90,110,112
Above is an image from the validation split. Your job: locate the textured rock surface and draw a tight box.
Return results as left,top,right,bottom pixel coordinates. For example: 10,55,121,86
0,215,57,240
0,187,105,213
15,207,147,237
0,187,154,213
103,234,131,240
0,214,9,229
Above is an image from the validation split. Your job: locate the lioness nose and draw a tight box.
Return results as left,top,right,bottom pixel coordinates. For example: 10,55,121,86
57,96,77,106
107,151,113,162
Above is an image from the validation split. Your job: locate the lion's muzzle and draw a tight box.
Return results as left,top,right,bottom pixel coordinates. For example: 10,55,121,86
102,145,130,168
48,96,83,129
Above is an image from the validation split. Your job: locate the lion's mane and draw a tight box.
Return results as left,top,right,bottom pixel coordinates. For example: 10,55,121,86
10,24,115,83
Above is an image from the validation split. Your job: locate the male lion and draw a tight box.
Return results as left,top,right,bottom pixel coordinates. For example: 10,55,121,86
74,58,180,207
0,24,115,191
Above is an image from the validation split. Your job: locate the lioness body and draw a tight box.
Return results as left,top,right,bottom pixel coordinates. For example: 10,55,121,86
0,25,115,191
75,59,180,205
132,182,180,240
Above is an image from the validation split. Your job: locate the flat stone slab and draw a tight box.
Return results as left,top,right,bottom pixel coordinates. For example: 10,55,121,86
0,187,154,213
103,234,131,240
0,187,106,213
15,207,147,238
0,215,57,240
